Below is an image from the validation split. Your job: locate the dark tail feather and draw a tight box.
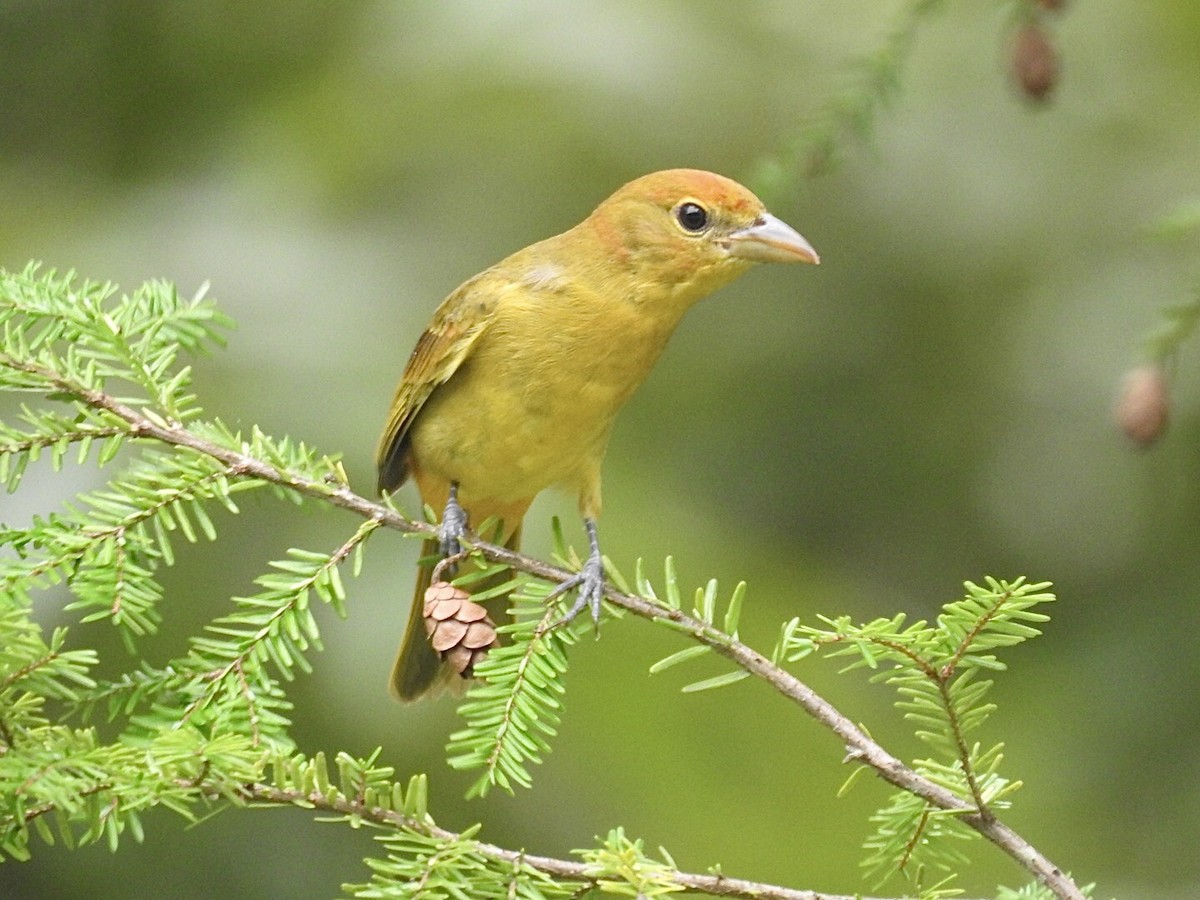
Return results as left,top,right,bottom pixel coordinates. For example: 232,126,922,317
389,538,442,700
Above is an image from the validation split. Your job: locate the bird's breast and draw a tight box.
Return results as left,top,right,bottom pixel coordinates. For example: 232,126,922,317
408,285,681,504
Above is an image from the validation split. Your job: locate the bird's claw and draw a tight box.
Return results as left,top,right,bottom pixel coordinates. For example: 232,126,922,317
438,484,468,559
549,518,605,629
551,553,605,627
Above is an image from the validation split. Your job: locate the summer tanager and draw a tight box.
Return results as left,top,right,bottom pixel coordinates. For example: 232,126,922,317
377,168,818,699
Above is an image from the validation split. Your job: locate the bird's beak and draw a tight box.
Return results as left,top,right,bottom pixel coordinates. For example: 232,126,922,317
727,213,820,265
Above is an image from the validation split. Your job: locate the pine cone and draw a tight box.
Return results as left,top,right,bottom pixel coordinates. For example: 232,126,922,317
423,581,500,678
1011,23,1060,102
1115,365,1169,447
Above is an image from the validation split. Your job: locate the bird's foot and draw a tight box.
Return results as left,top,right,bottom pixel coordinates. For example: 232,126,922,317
438,483,468,559
549,519,605,628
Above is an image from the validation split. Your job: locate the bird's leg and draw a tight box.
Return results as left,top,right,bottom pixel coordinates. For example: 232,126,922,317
438,482,468,561
549,518,606,627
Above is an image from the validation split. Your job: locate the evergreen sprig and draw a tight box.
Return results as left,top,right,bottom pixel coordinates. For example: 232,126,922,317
4,444,246,645
350,824,575,900
0,265,379,857
445,577,574,798
645,557,751,692
997,881,1094,900
780,578,1053,889
577,827,685,898
0,264,227,415
752,0,949,195
1136,159,1200,386
0,594,98,737
0,264,1089,899
1,722,264,862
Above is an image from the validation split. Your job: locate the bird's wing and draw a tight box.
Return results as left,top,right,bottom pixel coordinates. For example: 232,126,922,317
375,272,499,493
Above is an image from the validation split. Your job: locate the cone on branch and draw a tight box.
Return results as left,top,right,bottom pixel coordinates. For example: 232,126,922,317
423,580,501,678
1115,364,1169,447
1011,22,1060,102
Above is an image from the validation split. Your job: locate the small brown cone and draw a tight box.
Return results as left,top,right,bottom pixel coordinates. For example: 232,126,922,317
1116,365,1170,447
422,581,500,678
1011,23,1060,102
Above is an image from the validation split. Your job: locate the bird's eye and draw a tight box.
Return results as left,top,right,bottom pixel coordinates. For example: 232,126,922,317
675,201,709,233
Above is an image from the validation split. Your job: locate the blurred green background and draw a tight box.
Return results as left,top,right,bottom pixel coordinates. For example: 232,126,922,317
2,1,1198,897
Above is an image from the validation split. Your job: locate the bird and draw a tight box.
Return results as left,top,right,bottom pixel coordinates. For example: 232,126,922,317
377,168,818,700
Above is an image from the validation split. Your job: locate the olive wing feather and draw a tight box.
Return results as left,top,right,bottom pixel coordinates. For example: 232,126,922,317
375,273,499,493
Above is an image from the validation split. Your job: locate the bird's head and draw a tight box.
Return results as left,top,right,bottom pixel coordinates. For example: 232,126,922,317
577,168,818,304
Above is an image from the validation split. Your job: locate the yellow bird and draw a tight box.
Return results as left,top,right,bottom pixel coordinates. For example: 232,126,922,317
377,168,818,699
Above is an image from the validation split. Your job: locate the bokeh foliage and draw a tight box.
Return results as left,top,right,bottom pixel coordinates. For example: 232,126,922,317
2,1,1199,897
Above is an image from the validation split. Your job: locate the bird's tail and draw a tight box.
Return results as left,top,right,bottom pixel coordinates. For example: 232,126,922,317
389,525,521,701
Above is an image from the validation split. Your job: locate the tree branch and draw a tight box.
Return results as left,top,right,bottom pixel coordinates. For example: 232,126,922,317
237,780,985,900
13,354,1085,899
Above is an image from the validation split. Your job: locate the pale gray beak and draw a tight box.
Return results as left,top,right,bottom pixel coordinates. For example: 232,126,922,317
728,213,820,265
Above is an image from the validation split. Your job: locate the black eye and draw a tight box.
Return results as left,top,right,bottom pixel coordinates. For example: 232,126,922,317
675,201,709,233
